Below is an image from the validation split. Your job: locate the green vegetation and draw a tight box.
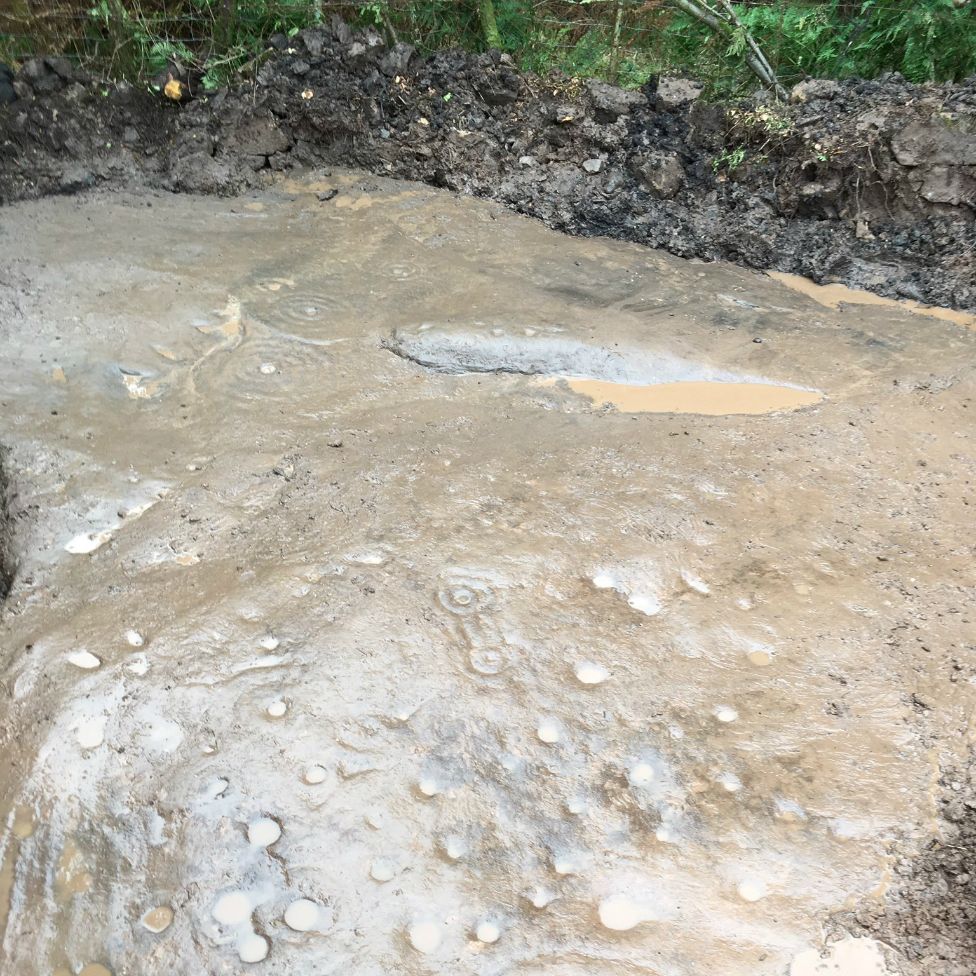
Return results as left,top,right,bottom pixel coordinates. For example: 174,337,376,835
1,1,975,95
661,0,976,95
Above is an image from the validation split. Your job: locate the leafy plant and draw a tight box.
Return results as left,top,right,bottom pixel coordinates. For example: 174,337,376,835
659,0,976,96
2,1,974,94
712,145,747,173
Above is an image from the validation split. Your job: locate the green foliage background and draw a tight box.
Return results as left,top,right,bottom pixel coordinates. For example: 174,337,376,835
1,1,975,95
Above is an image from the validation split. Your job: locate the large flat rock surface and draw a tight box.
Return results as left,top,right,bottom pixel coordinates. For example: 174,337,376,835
0,173,973,975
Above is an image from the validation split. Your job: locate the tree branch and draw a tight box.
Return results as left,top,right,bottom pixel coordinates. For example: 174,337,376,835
668,0,786,98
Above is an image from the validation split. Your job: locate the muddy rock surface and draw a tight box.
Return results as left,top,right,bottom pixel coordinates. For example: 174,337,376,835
0,173,974,975
1,22,974,311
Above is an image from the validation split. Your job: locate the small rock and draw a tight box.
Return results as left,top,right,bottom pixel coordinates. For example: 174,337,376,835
347,41,367,62
479,73,520,106
301,28,326,57
380,42,415,78
44,56,76,81
586,79,644,123
518,155,536,168
629,151,684,198
921,166,973,206
790,78,841,103
316,188,339,202
893,120,976,167
21,57,62,94
331,16,353,45
552,103,576,124
291,59,311,77
582,158,603,174
655,76,704,110
19,58,49,83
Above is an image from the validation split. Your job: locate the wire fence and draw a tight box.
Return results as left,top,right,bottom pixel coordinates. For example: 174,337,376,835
2,1,974,93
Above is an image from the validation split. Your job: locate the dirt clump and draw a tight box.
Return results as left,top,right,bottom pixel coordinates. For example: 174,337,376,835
838,762,976,976
1,22,974,310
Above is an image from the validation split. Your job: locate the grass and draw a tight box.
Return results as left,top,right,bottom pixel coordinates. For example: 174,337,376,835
2,1,974,95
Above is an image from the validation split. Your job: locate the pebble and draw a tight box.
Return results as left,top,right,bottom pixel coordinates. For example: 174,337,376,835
528,886,556,908
284,898,320,931
598,895,644,931
681,571,710,594
628,593,662,616
747,647,773,666
475,920,500,943
125,629,145,647
303,764,327,784
442,835,466,860
248,817,281,847
417,777,441,797
68,650,101,670
408,920,441,954
738,879,767,902
266,700,288,718
213,891,251,926
140,905,174,933
77,717,106,749
238,933,269,963
629,762,655,786
370,859,396,882
553,854,581,875
575,661,609,685
716,771,742,792
536,719,561,743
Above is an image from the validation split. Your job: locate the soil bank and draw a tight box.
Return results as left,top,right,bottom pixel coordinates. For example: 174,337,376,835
1,19,974,311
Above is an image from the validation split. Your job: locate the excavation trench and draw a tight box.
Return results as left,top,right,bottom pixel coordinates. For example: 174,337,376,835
2,22,975,313
0,173,974,976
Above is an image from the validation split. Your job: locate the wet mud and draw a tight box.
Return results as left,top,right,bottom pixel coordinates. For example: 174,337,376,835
1,21,975,312
0,174,975,975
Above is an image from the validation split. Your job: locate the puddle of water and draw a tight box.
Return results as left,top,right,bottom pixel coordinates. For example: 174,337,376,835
553,378,822,415
769,271,976,330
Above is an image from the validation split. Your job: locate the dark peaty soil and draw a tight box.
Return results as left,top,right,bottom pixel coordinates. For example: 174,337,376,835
1,24,974,311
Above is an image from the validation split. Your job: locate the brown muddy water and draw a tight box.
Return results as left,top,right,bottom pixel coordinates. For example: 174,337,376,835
0,171,974,976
